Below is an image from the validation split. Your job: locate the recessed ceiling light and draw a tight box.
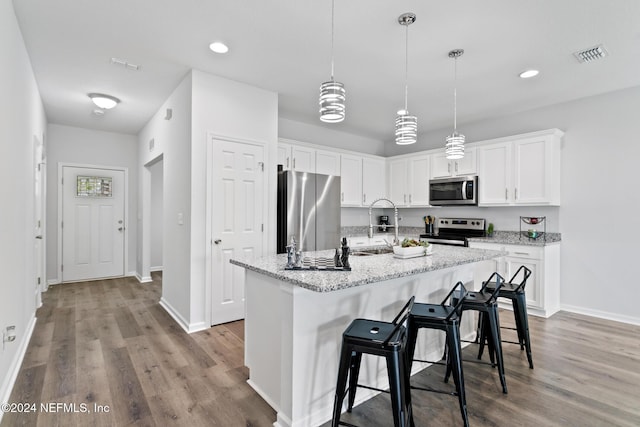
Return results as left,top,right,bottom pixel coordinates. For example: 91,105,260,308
519,69,540,79
209,41,229,54
88,93,120,109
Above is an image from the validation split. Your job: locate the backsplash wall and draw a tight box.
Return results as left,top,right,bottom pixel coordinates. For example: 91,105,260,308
342,206,560,233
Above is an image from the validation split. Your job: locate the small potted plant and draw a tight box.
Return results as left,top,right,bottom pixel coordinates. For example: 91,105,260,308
487,223,495,237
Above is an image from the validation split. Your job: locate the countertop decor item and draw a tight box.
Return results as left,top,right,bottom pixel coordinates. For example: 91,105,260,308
395,12,417,145
319,0,346,123
487,222,494,237
445,49,465,159
520,216,546,241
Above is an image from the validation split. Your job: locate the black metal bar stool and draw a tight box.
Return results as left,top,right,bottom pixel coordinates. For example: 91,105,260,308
405,282,470,427
447,272,508,394
331,297,415,427
478,265,534,369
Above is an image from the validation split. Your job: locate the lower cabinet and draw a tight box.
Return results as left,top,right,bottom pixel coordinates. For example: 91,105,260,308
468,241,560,318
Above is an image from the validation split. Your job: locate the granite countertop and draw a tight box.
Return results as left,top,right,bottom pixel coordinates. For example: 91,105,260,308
467,230,561,246
230,245,505,293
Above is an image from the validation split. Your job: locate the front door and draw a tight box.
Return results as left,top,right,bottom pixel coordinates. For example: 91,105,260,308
61,166,125,282
210,138,265,325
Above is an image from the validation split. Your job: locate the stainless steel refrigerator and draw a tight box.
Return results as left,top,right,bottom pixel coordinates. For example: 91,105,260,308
277,169,341,254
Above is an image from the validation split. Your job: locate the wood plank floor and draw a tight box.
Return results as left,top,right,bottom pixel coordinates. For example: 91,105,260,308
3,273,639,426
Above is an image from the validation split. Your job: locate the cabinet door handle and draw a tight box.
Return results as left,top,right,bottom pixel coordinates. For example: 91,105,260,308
514,252,531,256
505,188,508,200
404,194,407,204
286,157,290,168
293,158,296,169
341,192,344,202
515,188,518,200
455,162,458,173
409,194,412,204
448,163,451,173
363,194,366,204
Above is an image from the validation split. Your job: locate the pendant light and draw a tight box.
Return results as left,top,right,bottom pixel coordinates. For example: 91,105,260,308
395,13,417,145
445,49,465,159
319,0,345,123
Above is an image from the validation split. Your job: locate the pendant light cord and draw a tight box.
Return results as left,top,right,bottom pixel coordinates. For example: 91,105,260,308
330,0,335,80
453,55,457,132
404,23,409,111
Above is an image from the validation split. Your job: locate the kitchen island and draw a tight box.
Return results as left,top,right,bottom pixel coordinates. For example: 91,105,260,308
230,245,504,427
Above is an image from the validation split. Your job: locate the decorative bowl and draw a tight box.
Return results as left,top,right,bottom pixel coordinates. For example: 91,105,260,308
393,244,430,257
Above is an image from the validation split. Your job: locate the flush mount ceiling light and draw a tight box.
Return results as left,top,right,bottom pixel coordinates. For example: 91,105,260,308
395,12,417,145
519,69,540,79
445,49,465,159
209,41,229,54
88,93,120,109
319,0,346,123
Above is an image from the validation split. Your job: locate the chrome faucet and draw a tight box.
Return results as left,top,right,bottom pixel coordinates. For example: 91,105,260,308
368,198,399,245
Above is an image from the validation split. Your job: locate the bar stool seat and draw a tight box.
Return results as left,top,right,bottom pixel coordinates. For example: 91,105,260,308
331,297,415,427
449,272,508,394
406,282,470,427
479,265,534,369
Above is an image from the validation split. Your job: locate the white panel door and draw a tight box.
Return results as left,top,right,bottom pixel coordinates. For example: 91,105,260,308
62,166,125,282
211,139,265,325
34,135,45,304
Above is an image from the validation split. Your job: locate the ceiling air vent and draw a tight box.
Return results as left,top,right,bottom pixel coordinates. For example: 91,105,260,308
573,44,608,63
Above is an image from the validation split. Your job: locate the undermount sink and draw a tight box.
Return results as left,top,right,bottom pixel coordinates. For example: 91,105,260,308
350,247,394,256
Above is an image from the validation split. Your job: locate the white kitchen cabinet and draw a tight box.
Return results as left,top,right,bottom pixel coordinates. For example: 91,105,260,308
387,155,430,207
362,157,386,206
477,129,562,206
277,143,316,173
316,149,341,176
468,241,560,318
430,147,477,179
340,154,363,206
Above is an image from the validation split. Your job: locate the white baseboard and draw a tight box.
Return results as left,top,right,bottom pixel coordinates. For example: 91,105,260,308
561,304,640,326
135,273,153,283
47,278,60,286
158,298,209,334
0,315,37,424
150,266,163,272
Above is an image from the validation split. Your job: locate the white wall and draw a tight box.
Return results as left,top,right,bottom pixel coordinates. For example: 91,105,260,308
138,72,192,323
0,0,47,415
382,86,640,324
45,124,138,282
279,117,385,156
149,159,163,270
190,69,278,330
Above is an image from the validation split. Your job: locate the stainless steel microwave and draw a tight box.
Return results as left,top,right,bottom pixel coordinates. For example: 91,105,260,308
429,176,478,206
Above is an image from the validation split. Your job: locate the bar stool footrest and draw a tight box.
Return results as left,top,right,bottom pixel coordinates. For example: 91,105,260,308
410,384,458,396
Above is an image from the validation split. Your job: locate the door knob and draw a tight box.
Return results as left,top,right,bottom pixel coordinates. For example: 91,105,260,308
35,235,43,239
118,227,123,231
214,239,222,244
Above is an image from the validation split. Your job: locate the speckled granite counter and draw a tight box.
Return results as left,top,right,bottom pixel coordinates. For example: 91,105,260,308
241,244,501,426
467,230,561,246
230,245,505,293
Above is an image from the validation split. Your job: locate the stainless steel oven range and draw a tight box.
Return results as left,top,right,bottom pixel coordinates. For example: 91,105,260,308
419,217,486,247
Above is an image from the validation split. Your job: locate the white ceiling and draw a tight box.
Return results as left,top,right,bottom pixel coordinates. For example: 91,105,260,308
12,0,640,143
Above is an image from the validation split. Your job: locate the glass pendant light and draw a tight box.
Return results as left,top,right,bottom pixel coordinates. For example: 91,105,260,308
395,13,417,145
445,49,465,159
319,0,345,123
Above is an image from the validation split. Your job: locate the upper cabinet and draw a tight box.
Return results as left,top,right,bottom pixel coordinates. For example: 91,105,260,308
340,154,363,206
341,154,386,207
430,147,477,179
316,149,341,176
362,157,386,206
477,129,563,206
387,154,430,207
277,142,316,173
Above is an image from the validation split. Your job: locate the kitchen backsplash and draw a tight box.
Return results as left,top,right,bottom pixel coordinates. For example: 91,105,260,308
341,206,560,233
